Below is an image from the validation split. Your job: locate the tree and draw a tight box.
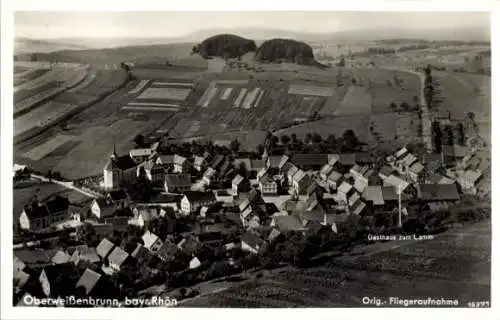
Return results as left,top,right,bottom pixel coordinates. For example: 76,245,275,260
305,133,313,145
230,139,241,154
432,121,443,153
342,130,359,151
134,134,145,148
390,102,397,111
312,133,323,144
337,55,346,67
237,162,248,178
77,223,97,246
443,125,454,146
280,135,291,146
58,228,72,248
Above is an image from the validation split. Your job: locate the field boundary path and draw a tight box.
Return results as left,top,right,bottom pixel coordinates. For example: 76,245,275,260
30,173,102,199
380,66,432,152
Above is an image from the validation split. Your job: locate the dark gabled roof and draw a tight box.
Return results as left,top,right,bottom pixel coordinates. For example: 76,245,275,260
51,251,71,264
147,193,183,204
24,195,70,220
69,247,100,264
42,262,79,285
210,155,225,169
107,189,129,202
157,154,175,165
273,215,305,232
337,153,357,166
241,230,264,250
250,159,266,170
219,159,232,175
131,243,150,260
355,153,376,164
111,155,137,171
291,154,329,167
420,184,460,202
379,166,395,177
165,173,192,187
157,239,178,260
75,268,102,295
381,186,398,201
183,191,216,203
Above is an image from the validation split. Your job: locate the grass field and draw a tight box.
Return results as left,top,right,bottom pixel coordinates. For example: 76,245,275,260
182,220,490,307
23,134,75,161
334,86,372,116
52,119,148,179
367,112,421,150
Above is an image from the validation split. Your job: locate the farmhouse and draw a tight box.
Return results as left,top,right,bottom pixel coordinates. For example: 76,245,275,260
129,148,154,164
362,185,385,208
51,250,71,265
326,170,343,190
180,191,217,214
103,147,138,190
270,215,306,232
19,195,70,232
157,238,179,261
241,230,265,254
107,246,132,272
106,189,131,208
96,238,115,260
69,246,100,265
194,153,210,172
443,145,469,166
164,173,192,193
320,164,334,181
408,162,425,182
156,154,175,172
202,167,218,186
131,207,159,228
74,268,111,298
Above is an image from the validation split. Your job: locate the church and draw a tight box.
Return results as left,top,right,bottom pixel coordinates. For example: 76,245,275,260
103,146,138,189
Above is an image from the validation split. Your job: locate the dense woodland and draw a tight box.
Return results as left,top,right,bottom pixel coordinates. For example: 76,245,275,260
191,34,257,59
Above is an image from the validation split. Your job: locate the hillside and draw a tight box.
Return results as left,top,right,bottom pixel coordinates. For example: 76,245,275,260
192,34,257,59
14,38,89,55
254,38,315,65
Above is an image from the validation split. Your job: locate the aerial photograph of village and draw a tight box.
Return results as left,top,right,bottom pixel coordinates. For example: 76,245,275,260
10,11,491,308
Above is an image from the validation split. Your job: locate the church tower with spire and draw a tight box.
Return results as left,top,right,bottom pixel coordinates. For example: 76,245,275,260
104,144,119,189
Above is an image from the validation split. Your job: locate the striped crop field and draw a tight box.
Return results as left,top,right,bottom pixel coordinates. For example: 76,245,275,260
288,84,335,97
197,81,216,107
254,90,265,108
216,80,249,85
152,81,193,87
23,135,75,161
137,87,191,101
15,101,79,137
122,105,180,112
220,88,233,100
233,88,248,108
242,88,261,109
129,80,151,94
334,86,373,116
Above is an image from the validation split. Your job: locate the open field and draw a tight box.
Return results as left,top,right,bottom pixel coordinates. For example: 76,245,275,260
23,134,74,161
367,112,421,151
52,119,157,179
14,68,50,86
275,115,370,142
183,220,490,307
137,87,191,100
334,86,372,116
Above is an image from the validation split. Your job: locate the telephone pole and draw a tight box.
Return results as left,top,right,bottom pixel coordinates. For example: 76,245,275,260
398,184,402,228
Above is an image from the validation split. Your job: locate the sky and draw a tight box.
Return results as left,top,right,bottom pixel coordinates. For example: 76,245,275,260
15,11,490,39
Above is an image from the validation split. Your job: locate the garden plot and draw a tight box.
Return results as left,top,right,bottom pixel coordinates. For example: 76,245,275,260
137,87,191,101
197,81,217,107
334,86,372,116
288,84,335,97
368,112,421,150
23,135,75,161
152,81,193,87
242,88,261,109
220,87,233,100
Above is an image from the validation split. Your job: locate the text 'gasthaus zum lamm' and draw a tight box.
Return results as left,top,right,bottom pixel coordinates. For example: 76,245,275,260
367,234,435,241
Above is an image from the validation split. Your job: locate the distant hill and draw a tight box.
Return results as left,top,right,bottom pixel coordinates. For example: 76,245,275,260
192,34,257,59
254,38,315,65
14,38,89,54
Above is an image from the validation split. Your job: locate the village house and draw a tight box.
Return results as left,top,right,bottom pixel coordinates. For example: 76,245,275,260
51,250,71,265
90,199,116,220
103,216,129,233
105,189,131,208
270,215,307,233
194,153,210,172
19,195,70,232
132,193,182,217
157,237,179,261
259,177,278,195
337,181,356,204
177,235,202,256
96,238,115,260
164,173,192,193
107,246,132,272
362,186,385,212
408,161,425,183
39,263,80,298
291,170,312,196
443,145,469,167
336,154,357,173
69,246,100,265
129,147,156,164
130,207,159,228
232,174,251,195
425,173,456,185
202,167,218,187
74,268,112,298
241,230,265,254
378,165,395,181
218,158,234,178
142,230,164,253
266,155,290,175
326,170,343,191
282,162,299,184
250,159,266,178
320,164,334,181
180,191,217,214
103,147,138,190
419,184,461,202
291,154,328,171
155,154,175,172
457,170,483,195
349,199,367,216
130,243,151,263
173,154,189,173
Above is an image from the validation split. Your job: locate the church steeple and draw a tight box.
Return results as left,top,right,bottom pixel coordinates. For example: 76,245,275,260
111,143,118,160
